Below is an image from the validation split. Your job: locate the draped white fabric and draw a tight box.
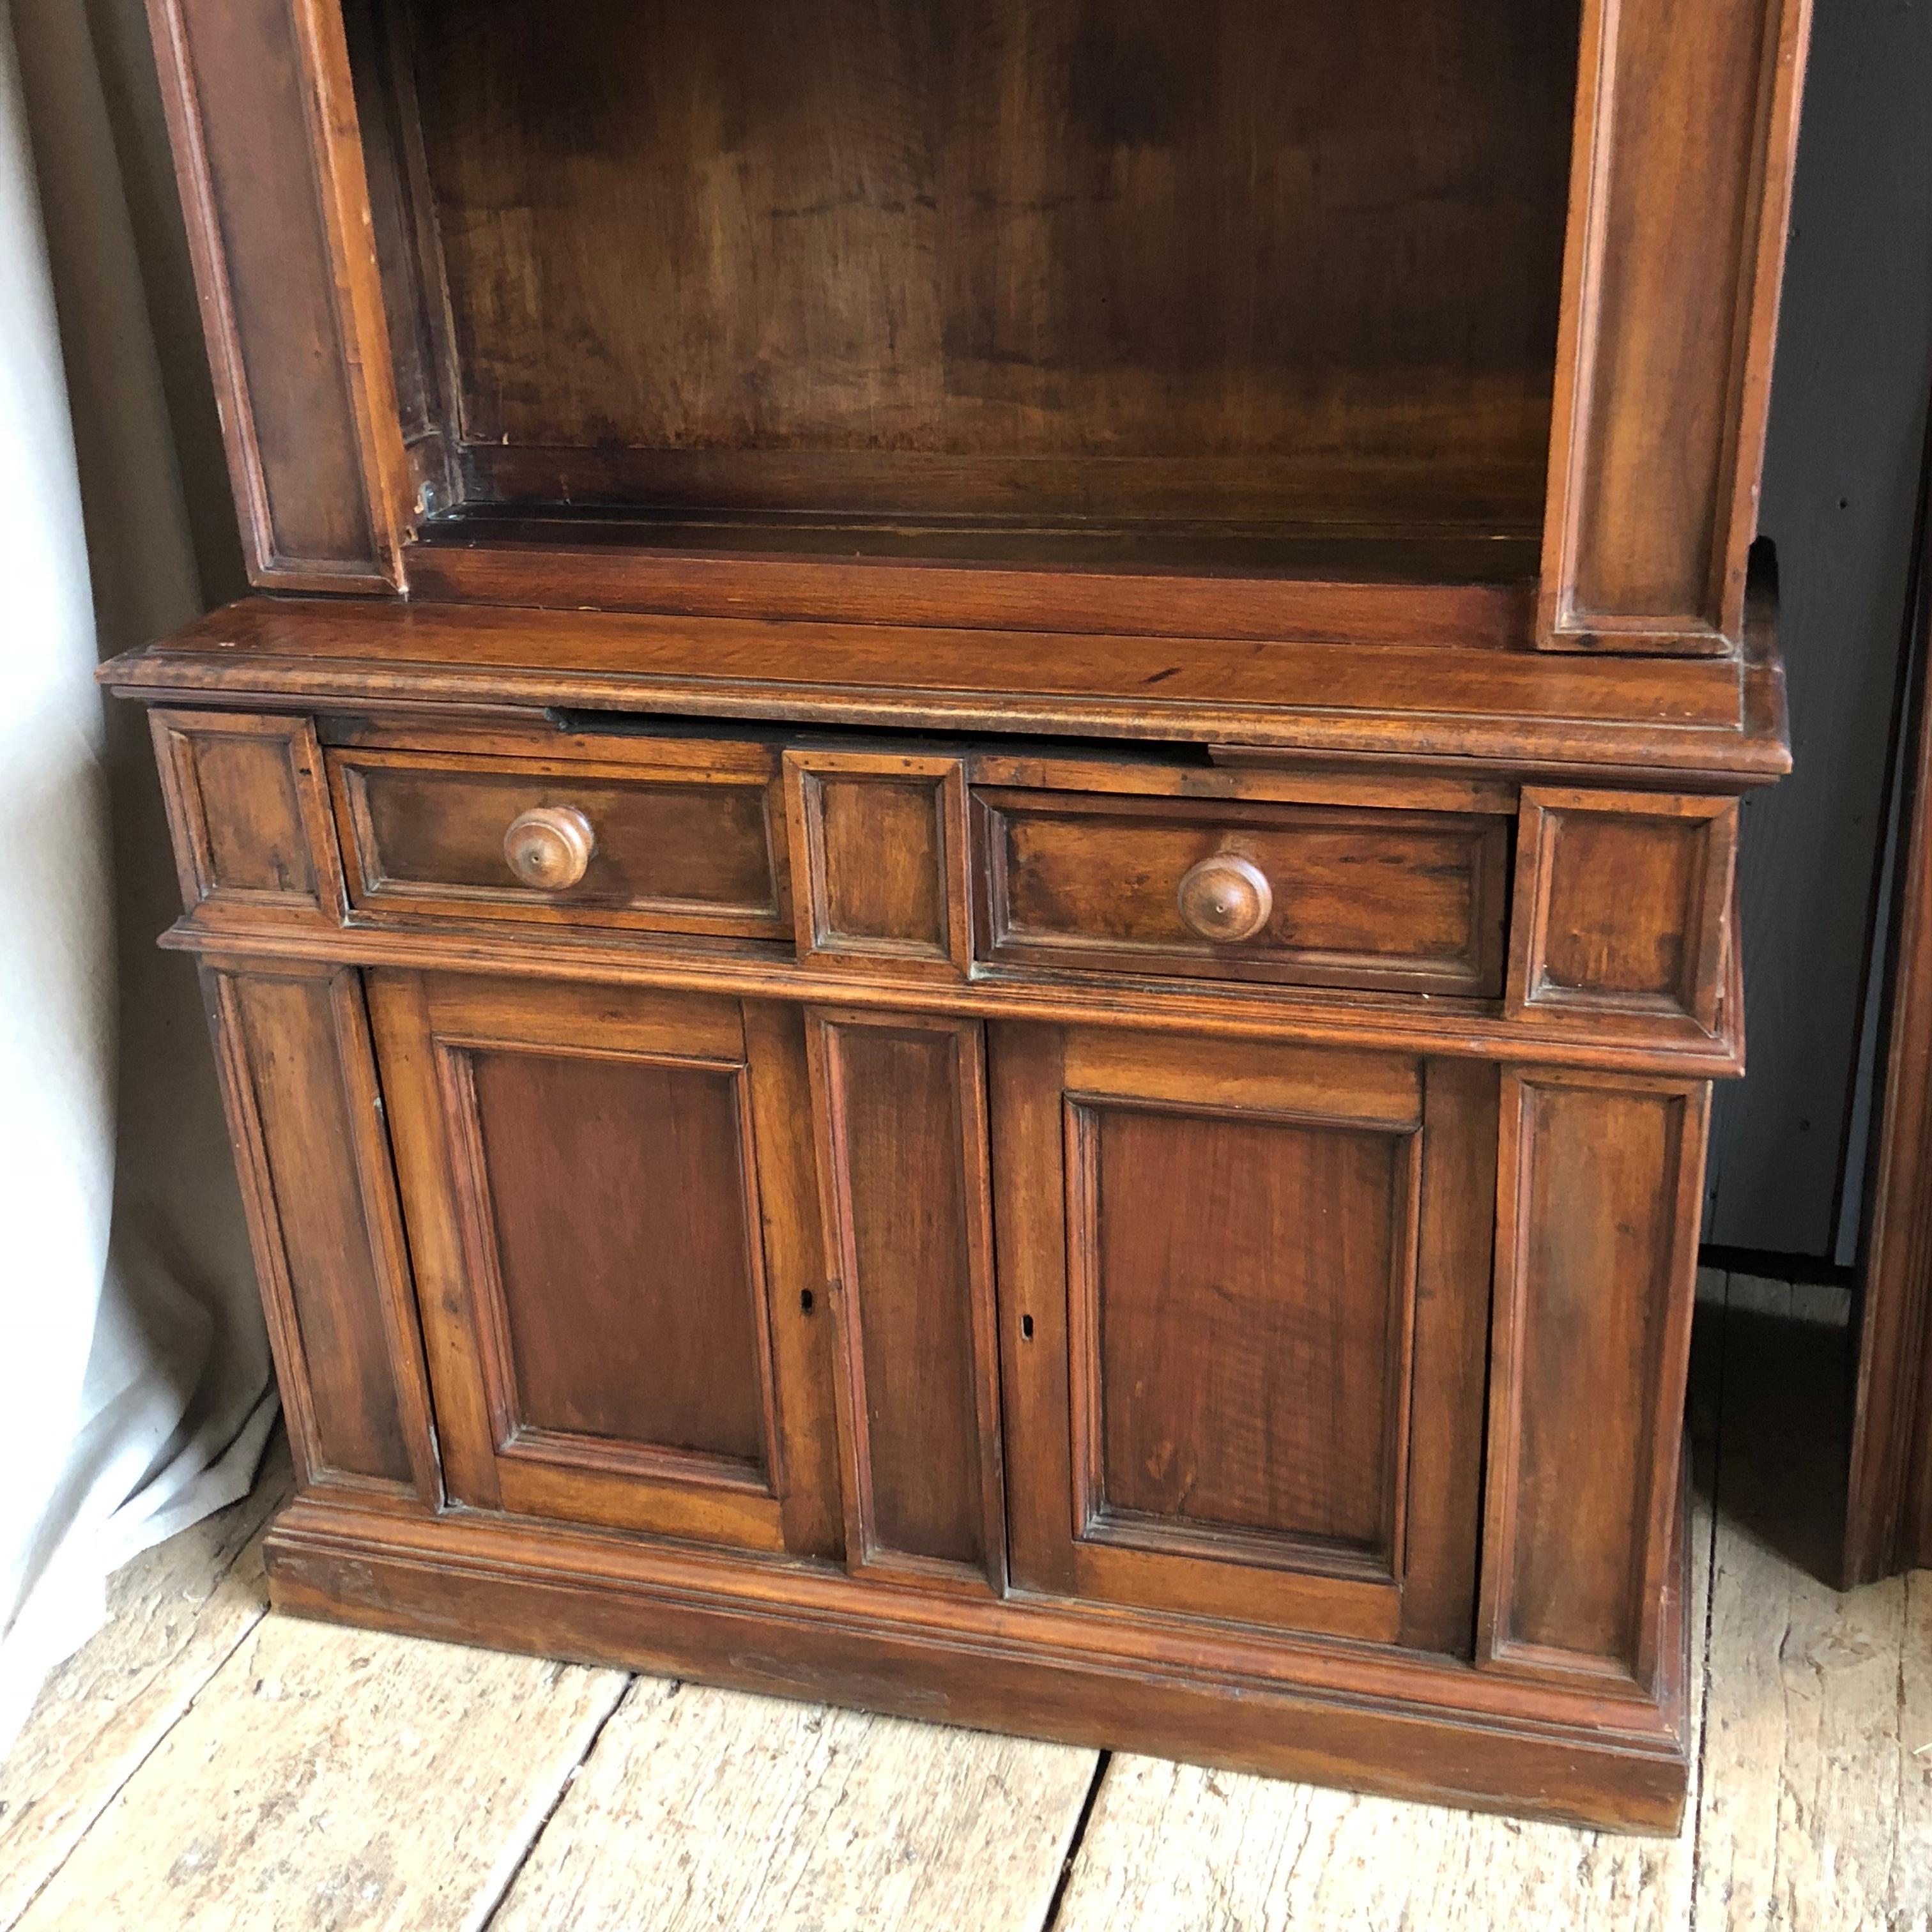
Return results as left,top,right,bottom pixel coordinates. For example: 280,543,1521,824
0,1,273,1751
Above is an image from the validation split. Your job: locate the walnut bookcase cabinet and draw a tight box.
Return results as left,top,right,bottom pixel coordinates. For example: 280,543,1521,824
101,0,1809,1830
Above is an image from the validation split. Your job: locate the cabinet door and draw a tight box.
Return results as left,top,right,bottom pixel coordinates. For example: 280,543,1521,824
368,972,841,1559
990,1025,1494,1653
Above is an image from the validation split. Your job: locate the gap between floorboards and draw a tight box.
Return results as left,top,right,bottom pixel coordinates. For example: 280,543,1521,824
472,1669,649,1931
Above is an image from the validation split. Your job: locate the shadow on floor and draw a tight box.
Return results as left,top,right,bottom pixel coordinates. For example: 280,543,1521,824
1691,1292,1851,1591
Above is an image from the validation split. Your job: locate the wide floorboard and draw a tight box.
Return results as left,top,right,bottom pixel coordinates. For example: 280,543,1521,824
1,1274,1922,1932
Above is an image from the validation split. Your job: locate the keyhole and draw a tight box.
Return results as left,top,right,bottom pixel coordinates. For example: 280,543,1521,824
1021,1314,1035,1340
800,1289,815,1314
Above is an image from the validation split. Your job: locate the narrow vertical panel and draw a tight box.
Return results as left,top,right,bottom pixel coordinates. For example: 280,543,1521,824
148,0,408,585
986,1023,1078,1600
1399,1057,1499,1659
809,1013,1004,1593
739,1003,846,1564
1483,1071,1708,1686
1540,0,1811,650
205,964,437,1503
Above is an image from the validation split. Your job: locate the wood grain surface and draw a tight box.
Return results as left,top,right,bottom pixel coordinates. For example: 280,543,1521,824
13,1275,1921,1930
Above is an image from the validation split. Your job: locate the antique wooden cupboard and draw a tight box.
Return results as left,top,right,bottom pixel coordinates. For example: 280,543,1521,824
102,0,1809,1829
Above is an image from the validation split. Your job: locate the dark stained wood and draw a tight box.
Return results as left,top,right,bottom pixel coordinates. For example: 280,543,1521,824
151,710,343,925
975,749,1521,819
264,1485,1694,1834
1400,1057,1500,1660
739,1002,847,1563
146,0,407,585
397,0,1574,535
500,806,594,891
1540,0,1812,650
329,743,789,938
785,752,971,977
102,592,1794,786
808,1014,1004,1591
111,0,1813,1832
1174,854,1273,945
170,908,1753,1083
976,789,1510,997
991,1023,1492,1650
465,1049,768,1464
201,963,437,1503
403,525,1542,646
1482,1072,1708,1689
1083,1108,1409,1556
1846,473,1932,1584
336,0,457,518
365,972,839,1554
1508,789,1739,1031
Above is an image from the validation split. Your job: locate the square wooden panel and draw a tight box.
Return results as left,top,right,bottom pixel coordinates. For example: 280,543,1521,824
151,710,344,924
785,751,971,976
1508,789,1738,1029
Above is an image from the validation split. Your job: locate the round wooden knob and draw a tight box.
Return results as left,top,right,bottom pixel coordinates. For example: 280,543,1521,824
1177,854,1273,944
503,806,595,890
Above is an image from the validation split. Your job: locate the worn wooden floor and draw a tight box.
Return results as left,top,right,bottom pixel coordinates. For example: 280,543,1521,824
1,1273,1925,1932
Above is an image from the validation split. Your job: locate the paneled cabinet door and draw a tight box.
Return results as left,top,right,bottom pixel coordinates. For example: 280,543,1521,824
367,972,842,1560
989,1025,1496,1654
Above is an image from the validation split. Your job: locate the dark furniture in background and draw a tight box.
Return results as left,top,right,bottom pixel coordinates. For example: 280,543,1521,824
101,0,1811,1830
1846,402,1932,1586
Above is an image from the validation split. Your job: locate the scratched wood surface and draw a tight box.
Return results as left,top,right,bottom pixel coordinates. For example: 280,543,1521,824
1,1275,1923,1932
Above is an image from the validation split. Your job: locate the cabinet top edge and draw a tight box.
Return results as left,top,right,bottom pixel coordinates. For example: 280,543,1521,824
98,594,1790,788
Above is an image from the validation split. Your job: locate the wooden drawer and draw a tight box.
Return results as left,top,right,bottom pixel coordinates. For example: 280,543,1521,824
328,744,790,938
974,790,1510,997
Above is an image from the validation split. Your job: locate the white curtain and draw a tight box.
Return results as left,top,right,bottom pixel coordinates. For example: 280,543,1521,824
0,0,274,1749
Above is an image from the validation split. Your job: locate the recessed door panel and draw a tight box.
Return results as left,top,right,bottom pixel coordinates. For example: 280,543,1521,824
993,1023,1492,1652
371,973,842,1556
1079,1103,1411,1565
465,1046,770,1469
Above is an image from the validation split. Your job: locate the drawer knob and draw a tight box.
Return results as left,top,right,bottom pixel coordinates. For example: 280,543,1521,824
1177,854,1273,944
503,806,595,890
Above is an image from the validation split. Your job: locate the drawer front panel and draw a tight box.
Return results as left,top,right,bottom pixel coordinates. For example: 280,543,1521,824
330,747,788,937
976,790,1509,997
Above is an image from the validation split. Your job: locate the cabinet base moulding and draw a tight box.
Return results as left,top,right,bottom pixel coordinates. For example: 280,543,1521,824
261,1489,1694,1836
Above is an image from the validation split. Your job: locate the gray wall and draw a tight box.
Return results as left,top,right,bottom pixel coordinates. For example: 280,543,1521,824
1705,0,1932,1256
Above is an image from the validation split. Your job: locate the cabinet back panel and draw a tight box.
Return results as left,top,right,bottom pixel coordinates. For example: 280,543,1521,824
386,0,1579,532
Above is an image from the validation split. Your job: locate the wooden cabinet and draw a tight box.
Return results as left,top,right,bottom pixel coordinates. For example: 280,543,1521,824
107,0,1811,1836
